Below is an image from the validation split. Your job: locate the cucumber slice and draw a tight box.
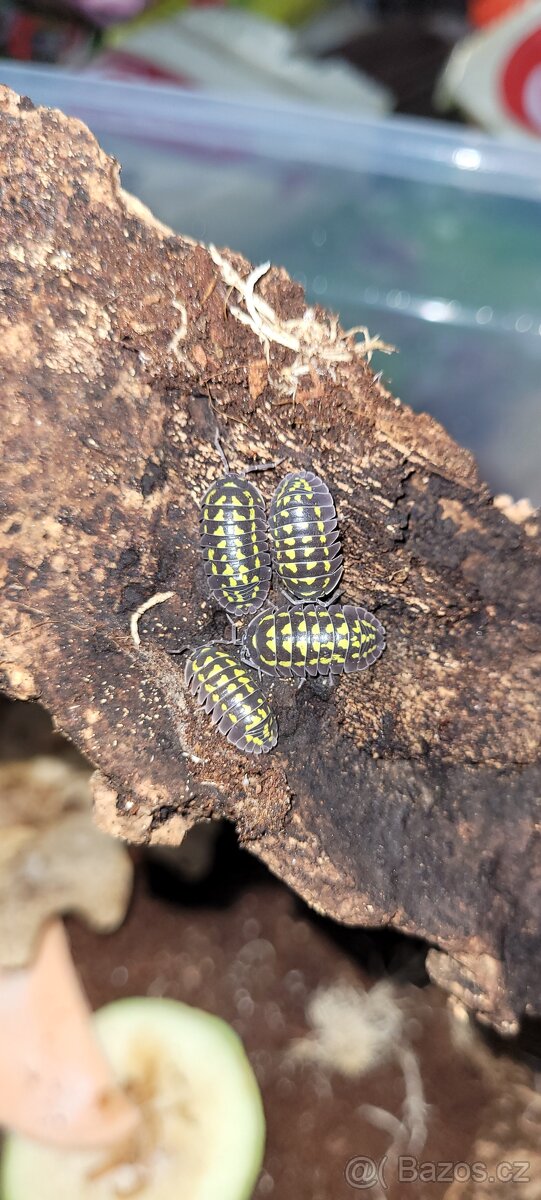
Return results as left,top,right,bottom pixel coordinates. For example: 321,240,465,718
2,997,265,1200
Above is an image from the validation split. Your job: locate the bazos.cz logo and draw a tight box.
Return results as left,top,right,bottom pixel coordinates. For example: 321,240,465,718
345,1155,530,1190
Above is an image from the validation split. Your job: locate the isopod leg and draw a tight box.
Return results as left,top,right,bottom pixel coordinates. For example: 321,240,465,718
277,585,303,606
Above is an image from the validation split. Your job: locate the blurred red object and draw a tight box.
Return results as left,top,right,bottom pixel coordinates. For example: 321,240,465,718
469,0,528,26
0,3,95,63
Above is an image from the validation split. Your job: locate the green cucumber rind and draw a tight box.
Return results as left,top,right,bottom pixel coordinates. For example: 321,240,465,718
1,996,265,1200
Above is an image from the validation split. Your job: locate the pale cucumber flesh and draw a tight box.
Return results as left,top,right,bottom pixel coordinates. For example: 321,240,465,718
2,997,265,1200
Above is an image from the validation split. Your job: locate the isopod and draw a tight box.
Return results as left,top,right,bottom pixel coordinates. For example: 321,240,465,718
200,474,272,619
241,603,385,679
268,471,343,602
185,644,278,754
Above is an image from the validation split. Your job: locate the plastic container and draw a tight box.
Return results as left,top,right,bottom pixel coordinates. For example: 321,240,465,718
1,62,540,502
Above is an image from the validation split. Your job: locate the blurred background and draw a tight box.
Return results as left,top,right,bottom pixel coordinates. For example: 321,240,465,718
1,5,541,1200
1,0,541,504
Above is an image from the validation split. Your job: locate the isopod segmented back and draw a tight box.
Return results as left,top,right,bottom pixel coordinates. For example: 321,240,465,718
200,475,271,618
185,644,277,754
242,603,385,679
268,472,343,602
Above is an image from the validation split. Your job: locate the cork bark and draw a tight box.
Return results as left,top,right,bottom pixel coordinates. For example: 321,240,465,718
1,86,539,1032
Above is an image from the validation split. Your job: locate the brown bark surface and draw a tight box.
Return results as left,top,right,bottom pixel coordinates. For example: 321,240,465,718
1,86,539,1032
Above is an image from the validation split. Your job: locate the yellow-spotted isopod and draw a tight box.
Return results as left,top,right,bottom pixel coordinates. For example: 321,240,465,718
241,603,385,679
185,645,278,754
200,475,272,619
268,471,343,602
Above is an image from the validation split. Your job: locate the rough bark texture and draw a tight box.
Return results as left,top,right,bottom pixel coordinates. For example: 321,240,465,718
0,86,539,1033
